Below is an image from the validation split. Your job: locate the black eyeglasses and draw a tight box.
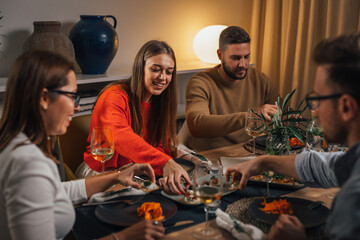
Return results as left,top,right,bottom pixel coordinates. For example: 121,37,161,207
305,92,343,110
49,89,81,107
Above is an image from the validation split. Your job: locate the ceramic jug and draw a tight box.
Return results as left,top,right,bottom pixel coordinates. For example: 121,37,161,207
23,21,75,62
69,15,118,74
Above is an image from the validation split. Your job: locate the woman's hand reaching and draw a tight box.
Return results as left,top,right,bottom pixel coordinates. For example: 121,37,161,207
159,159,192,195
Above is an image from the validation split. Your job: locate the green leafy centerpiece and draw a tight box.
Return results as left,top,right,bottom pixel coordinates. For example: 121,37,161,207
254,89,310,155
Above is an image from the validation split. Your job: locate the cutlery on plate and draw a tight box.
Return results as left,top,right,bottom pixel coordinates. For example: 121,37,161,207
133,175,148,182
165,220,195,230
264,175,271,197
82,195,144,207
134,175,162,188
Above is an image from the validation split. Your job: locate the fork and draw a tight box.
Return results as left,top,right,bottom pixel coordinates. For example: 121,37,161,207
264,175,271,197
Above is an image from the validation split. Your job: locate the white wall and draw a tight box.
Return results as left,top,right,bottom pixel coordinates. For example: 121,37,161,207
0,0,253,77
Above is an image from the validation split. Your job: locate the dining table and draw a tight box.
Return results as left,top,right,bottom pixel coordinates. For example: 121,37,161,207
72,142,339,240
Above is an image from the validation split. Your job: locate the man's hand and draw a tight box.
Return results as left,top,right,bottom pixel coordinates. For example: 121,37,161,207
225,157,266,190
259,104,278,121
268,214,307,240
159,159,192,195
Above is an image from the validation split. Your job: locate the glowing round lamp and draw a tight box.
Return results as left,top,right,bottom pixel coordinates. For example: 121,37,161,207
193,25,228,64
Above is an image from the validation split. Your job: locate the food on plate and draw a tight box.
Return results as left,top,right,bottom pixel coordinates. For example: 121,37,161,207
201,176,219,186
228,172,243,190
229,179,240,190
259,198,293,215
141,180,159,192
133,177,159,192
137,202,164,220
249,171,302,185
179,189,201,204
289,137,305,147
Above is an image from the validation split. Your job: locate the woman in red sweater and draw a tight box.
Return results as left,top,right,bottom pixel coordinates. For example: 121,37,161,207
82,40,191,194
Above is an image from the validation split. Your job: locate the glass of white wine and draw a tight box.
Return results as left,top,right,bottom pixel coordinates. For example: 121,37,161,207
192,161,223,240
245,108,266,156
90,126,114,175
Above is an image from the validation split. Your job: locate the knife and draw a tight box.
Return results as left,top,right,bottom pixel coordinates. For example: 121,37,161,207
82,194,144,207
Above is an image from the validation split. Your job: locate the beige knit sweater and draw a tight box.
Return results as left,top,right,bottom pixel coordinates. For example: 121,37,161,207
185,65,279,151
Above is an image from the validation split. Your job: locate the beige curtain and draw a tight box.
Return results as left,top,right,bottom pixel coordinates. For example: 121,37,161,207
250,0,360,108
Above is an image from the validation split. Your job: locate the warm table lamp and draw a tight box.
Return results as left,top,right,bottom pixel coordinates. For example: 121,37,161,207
192,25,228,64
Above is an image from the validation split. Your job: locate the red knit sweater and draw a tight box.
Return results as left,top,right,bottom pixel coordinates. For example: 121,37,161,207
83,84,171,176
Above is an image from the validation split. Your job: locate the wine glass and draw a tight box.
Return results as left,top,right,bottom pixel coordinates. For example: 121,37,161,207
192,162,223,240
245,108,266,156
90,126,115,175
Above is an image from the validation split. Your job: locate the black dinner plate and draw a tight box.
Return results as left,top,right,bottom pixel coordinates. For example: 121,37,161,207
247,180,304,189
174,157,195,173
95,195,177,226
248,197,330,228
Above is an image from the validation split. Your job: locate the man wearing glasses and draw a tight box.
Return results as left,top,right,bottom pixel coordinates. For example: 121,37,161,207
225,32,360,240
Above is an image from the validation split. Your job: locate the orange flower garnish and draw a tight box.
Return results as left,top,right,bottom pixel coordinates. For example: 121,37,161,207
259,198,293,215
137,202,165,221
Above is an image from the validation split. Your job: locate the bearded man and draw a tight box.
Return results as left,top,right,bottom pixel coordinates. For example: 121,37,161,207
185,26,279,151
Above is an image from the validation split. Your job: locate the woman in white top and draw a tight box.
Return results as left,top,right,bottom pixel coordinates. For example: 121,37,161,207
0,50,165,240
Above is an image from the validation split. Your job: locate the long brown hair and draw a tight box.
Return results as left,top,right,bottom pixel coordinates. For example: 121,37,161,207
0,50,74,160
98,40,178,150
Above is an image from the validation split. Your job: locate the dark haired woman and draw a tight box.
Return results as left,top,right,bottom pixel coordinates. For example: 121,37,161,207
81,40,191,194
0,50,164,240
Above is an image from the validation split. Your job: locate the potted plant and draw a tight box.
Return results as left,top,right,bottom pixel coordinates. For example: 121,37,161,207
253,89,310,155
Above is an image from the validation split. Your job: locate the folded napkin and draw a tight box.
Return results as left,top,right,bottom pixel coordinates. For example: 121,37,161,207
88,187,145,203
177,144,210,165
216,209,267,240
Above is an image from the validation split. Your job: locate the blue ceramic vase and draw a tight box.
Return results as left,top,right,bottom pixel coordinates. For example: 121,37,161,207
69,15,118,74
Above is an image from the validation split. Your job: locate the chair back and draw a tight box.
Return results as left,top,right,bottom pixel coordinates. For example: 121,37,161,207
177,120,190,147
58,114,91,176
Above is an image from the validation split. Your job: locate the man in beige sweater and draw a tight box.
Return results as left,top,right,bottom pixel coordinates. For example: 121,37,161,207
186,26,279,151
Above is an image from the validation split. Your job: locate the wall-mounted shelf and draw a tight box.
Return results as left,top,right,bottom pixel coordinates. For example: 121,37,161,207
0,61,216,118
0,61,215,92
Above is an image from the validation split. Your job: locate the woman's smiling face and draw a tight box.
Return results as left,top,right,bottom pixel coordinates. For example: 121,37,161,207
143,53,175,101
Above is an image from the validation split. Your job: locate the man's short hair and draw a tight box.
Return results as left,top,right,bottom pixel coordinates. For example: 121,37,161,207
219,26,251,52
313,32,360,104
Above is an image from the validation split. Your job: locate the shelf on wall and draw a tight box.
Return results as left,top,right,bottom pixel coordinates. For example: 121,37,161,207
0,61,215,118
0,61,216,93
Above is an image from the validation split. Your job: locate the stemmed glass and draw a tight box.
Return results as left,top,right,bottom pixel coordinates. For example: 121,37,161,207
90,126,115,175
245,108,266,156
192,162,223,240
